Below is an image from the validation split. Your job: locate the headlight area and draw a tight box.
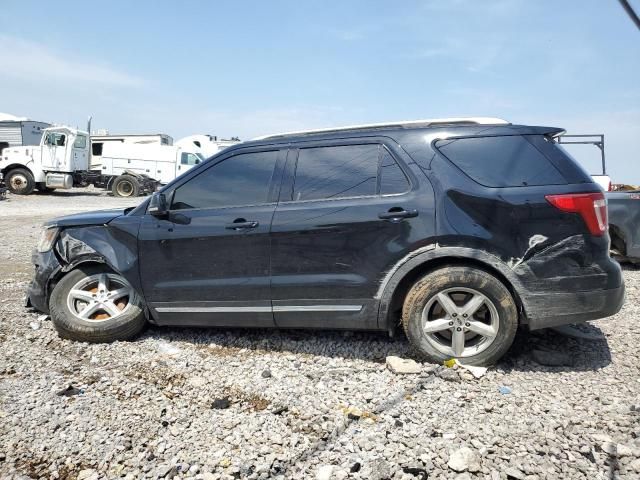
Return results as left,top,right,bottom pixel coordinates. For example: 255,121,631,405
37,226,60,253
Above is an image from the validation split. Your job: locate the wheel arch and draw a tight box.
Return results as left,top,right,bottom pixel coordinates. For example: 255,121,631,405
1,163,34,176
376,247,527,332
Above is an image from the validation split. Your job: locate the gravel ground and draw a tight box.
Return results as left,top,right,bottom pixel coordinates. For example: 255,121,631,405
1,190,639,480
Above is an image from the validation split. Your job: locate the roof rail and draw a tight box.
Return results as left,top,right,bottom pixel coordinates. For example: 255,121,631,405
252,117,510,140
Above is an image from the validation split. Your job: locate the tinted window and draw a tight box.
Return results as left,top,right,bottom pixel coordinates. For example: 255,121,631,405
292,144,378,201
91,142,103,156
171,151,278,210
380,148,410,195
436,135,567,187
181,152,201,165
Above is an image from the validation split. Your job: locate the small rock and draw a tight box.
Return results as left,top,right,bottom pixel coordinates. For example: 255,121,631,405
211,397,231,409
316,465,334,480
29,321,41,330
498,386,512,395
505,467,526,480
532,349,573,367
454,473,472,480
56,385,82,397
157,342,181,356
77,469,99,480
0,452,5,462
37,314,49,322
350,462,361,473
261,369,272,378
437,368,460,382
448,447,481,472
386,356,422,374
601,441,638,457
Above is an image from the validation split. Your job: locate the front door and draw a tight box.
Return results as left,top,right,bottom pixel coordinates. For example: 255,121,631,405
270,140,433,330
138,148,284,327
41,131,68,170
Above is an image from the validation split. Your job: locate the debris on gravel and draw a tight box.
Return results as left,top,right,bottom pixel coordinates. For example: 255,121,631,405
386,355,422,374
1,190,640,479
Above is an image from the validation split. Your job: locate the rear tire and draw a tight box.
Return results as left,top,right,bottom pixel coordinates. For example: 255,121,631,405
111,175,140,197
49,266,146,343
402,266,518,366
5,168,35,195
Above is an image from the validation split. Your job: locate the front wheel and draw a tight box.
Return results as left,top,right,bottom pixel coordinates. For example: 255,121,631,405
5,168,35,195
50,266,146,342
402,266,518,366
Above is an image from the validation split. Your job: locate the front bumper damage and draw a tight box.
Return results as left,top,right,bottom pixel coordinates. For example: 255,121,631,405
26,249,62,314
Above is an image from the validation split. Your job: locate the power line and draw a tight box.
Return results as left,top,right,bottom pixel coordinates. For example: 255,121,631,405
618,0,640,30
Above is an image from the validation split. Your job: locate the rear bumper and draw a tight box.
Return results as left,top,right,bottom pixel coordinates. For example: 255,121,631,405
524,282,625,330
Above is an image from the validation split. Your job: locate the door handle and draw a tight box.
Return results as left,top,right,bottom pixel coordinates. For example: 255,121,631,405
225,219,259,230
378,208,418,220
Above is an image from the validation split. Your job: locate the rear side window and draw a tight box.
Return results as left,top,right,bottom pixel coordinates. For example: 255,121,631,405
171,150,278,210
293,145,378,201
380,148,410,195
436,135,567,187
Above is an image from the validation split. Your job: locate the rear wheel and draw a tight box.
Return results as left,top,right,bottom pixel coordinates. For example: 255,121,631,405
50,266,146,342
402,266,518,366
5,168,35,195
111,175,140,197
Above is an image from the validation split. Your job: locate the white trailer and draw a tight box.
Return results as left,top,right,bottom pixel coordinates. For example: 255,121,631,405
175,134,239,158
90,133,173,169
97,143,204,196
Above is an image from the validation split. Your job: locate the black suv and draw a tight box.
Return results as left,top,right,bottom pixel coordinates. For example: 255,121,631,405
27,118,625,365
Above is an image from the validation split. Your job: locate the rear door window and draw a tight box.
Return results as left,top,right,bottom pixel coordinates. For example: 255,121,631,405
292,144,378,201
436,135,567,187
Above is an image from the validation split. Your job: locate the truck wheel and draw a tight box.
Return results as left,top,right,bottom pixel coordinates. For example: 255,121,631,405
112,175,140,197
402,266,518,366
5,168,35,195
49,266,146,343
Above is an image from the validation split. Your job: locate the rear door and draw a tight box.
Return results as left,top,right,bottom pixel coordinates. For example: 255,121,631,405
138,147,285,327
270,138,427,329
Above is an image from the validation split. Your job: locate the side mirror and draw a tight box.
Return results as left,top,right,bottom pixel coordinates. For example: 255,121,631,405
148,192,168,217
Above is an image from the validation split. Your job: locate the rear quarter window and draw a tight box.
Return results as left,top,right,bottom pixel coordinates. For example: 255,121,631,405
436,135,567,187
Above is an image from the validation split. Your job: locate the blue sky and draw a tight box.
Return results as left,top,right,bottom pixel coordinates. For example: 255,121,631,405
1,0,639,183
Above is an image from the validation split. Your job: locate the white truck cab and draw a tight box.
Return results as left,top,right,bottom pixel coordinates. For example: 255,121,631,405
0,126,89,194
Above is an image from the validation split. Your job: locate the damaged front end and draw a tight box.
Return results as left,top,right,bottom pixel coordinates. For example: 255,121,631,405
26,210,144,315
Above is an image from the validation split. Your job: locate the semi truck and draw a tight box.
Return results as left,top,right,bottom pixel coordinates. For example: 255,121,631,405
0,126,203,197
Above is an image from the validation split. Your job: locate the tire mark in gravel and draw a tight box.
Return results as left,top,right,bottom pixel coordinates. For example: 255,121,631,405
277,367,439,477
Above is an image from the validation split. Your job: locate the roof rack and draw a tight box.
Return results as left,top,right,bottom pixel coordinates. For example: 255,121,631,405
252,117,510,140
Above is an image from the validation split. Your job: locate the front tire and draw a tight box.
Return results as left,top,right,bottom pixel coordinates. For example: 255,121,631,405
402,266,518,366
50,266,146,342
5,168,35,195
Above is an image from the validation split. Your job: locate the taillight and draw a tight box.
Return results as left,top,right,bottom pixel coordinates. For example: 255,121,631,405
545,192,608,236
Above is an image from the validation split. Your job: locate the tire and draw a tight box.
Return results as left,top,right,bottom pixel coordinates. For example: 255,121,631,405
49,265,146,343
111,175,140,197
5,168,35,195
402,266,518,366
